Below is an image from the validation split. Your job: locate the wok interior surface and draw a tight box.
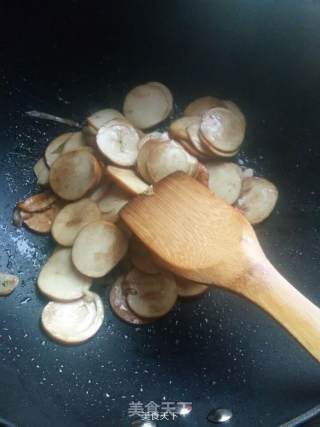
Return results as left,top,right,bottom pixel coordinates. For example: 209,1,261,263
1,1,320,426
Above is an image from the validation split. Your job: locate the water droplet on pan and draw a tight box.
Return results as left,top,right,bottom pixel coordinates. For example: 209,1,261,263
207,408,233,423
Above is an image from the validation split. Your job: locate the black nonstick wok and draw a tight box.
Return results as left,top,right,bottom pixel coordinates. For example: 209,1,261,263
1,1,320,426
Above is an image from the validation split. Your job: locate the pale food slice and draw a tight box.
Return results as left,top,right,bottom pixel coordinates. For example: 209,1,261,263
96,120,139,166
109,276,154,325
207,162,242,204
87,109,125,133
45,132,73,167
0,273,19,296
88,176,111,202
176,276,208,298
52,198,101,246
123,83,170,129
200,107,245,153
106,165,150,195
98,185,130,222
147,82,173,116
235,177,278,224
62,131,87,153
125,269,177,318
138,131,168,149
41,292,104,344
38,248,91,301
146,139,199,183
49,150,102,200
72,221,128,278
33,157,49,185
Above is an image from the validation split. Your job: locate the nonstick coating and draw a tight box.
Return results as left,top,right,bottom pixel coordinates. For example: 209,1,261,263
1,1,320,426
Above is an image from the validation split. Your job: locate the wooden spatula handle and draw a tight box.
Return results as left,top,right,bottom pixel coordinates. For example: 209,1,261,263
241,260,320,362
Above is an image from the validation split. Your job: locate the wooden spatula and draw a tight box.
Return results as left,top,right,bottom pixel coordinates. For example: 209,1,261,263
121,172,320,362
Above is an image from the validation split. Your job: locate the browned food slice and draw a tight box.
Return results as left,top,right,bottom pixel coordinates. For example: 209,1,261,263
124,269,177,318
176,276,208,298
184,96,246,125
222,100,246,127
23,203,62,234
12,208,30,227
49,150,102,200
136,139,155,182
63,145,95,155
123,83,171,129
62,131,87,153
72,221,128,278
99,213,116,223
106,166,150,195
109,276,154,325
0,273,19,296
129,238,160,275
207,162,242,204
41,291,104,344
17,191,57,213
186,122,213,156
33,157,50,185
235,177,278,224
168,116,200,142
200,107,245,153
199,135,240,158
184,96,224,116
98,185,130,222
96,120,140,166
38,248,91,301
82,125,97,146
52,198,101,246
175,137,209,161
45,132,73,167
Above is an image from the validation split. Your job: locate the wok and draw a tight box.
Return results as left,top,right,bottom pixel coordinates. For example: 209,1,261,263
1,1,320,426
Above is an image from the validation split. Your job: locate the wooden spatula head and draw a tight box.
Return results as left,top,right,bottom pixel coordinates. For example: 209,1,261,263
121,172,261,288
122,172,320,363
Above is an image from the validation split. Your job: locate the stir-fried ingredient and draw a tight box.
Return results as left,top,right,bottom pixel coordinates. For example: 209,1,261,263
10,82,278,344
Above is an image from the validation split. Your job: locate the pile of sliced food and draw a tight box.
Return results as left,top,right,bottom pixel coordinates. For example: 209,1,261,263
9,82,278,344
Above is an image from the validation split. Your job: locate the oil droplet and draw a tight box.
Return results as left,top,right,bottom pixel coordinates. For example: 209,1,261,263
208,408,233,423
